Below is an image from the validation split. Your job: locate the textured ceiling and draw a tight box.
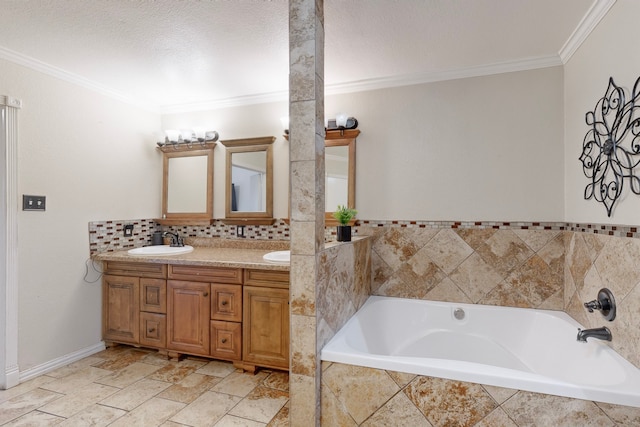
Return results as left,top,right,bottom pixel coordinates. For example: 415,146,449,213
0,0,611,113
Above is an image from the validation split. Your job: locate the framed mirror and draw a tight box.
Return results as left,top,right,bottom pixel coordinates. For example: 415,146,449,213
220,136,275,225
325,129,358,225
157,143,215,225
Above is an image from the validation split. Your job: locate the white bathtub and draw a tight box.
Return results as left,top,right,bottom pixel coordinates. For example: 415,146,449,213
321,296,640,408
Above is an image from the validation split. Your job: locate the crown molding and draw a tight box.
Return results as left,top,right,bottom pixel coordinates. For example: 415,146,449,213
160,90,289,115
559,0,616,64
0,46,159,113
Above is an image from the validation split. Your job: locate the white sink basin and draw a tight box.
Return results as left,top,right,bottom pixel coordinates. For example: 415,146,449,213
128,245,194,256
263,250,290,263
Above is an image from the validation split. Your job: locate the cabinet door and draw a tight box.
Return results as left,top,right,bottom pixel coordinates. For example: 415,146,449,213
167,280,210,356
103,275,140,344
243,286,289,369
140,312,166,348
210,320,242,361
211,284,242,322
140,278,166,313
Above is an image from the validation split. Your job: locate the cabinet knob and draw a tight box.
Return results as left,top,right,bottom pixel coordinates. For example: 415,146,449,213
148,328,155,333
221,300,228,305
203,292,209,297
221,338,228,343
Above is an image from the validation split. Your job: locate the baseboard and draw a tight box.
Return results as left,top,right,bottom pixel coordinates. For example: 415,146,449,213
18,341,106,383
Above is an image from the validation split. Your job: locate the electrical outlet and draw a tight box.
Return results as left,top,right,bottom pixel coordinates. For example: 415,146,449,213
22,195,46,211
237,225,245,238
123,224,134,237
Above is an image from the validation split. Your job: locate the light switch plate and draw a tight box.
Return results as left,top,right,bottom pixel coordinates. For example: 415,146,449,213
22,195,46,211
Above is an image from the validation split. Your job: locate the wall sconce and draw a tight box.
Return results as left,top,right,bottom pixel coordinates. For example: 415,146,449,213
326,113,358,133
280,116,289,135
158,128,219,148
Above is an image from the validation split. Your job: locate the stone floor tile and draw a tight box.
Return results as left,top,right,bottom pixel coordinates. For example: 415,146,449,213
262,371,289,392
157,373,221,404
195,360,237,378
169,391,242,427
215,414,267,426
45,356,107,379
93,347,152,371
210,371,269,397
57,404,126,427
0,388,63,425
266,404,290,427
39,367,112,394
228,386,289,424
108,397,186,427
0,375,57,404
38,382,119,418
1,410,64,426
95,361,161,388
147,359,206,383
100,378,172,411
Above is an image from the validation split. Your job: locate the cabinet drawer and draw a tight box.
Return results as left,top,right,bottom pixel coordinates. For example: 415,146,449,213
211,284,242,322
244,269,289,288
140,279,166,313
140,312,166,348
104,261,167,279
168,265,243,284
210,320,241,361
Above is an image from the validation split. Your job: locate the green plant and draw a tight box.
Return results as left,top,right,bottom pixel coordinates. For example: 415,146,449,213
332,205,357,225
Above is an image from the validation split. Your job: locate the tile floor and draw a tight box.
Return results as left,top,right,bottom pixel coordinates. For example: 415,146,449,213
0,346,289,426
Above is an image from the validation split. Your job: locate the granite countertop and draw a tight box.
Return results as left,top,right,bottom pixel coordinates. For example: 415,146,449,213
95,238,290,271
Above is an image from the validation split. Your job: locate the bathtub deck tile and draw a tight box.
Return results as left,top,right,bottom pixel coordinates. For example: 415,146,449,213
361,392,432,427
404,376,497,427
502,391,615,427
322,364,400,424
596,401,640,426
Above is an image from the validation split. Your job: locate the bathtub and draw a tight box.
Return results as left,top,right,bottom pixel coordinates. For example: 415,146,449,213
321,296,640,408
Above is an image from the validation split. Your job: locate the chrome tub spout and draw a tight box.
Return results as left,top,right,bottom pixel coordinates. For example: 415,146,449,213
576,327,612,342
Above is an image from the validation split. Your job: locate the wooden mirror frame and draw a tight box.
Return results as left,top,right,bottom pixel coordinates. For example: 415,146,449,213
156,142,216,226
220,136,276,225
325,129,358,226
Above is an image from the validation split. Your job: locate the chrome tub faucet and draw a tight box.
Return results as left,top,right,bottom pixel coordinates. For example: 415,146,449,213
576,327,612,342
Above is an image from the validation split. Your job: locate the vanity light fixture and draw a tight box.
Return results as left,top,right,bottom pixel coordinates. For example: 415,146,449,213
158,128,219,149
325,113,359,135
280,116,289,135
336,112,348,128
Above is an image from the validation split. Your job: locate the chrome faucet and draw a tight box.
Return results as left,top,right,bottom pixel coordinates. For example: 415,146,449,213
576,327,612,342
162,231,184,247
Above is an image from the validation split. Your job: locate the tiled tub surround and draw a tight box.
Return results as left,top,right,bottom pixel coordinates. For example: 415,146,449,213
321,362,640,426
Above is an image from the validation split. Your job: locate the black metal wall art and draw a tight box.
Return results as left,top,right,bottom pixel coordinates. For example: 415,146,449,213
579,76,640,217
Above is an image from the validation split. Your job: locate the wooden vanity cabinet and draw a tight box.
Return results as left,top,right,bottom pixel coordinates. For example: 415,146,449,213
167,265,243,361
242,270,290,371
103,260,289,372
102,261,167,348
167,280,211,356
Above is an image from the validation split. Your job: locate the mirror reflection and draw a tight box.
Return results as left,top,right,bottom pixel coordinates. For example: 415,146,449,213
231,151,267,212
158,144,215,224
324,129,358,222
168,156,208,213
325,145,349,208
221,136,275,225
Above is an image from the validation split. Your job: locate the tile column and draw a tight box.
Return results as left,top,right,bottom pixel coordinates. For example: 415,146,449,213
289,0,324,425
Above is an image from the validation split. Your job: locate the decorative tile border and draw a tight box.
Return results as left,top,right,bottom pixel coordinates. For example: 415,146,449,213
90,219,640,257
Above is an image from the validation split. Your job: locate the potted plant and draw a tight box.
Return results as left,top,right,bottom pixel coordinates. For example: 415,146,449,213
332,205,357,242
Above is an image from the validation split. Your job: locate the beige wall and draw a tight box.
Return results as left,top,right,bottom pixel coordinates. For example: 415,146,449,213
165,66,565,223
564,0,640,224
0,58,161,371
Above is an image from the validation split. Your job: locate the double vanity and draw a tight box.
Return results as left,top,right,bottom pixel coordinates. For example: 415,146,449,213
96,240,290,373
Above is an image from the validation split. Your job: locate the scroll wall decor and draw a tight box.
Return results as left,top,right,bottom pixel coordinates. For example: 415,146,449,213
579,76,640,216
